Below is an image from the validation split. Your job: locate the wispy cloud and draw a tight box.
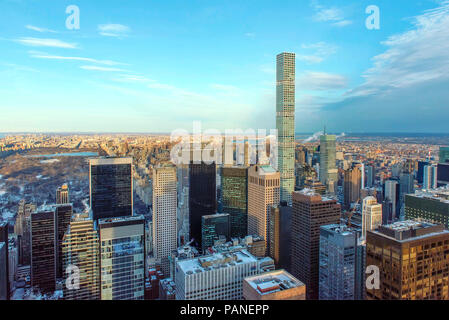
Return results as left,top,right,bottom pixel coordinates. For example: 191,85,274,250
297,71,347,91
25,25,57,33
15,37,77,48
244,32,256,38
80,65,127,72
297,42,338,64
29,52,126,66
98,24,131,37
310,0,352,27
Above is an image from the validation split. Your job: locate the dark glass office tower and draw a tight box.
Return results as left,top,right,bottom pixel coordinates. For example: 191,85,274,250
55,204,73,278
221,166,248,238
417,161,429,184
31,210,56,293
201,213,230,250
189,161,216,249
89,158,133,221
0,222,9,300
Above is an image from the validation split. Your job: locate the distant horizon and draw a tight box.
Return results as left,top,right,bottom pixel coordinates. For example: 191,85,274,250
2,132,449,136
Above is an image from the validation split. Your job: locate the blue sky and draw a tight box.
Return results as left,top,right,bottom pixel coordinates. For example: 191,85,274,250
1,0,448,133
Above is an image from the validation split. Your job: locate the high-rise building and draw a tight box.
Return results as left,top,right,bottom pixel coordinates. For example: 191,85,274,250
319,224,364,300
55,204,72,278
361,196,382,239
365,165,375,188
189,161,216,249
14,200,36,265
152,164,177,276
175,250,259,300
89,157,133,221
62,214,100,300
269,202,292,272
221,166,248,238
439,146,449,164
423,165,438,190
417,161,429,185
98,215,145,300
276,52,295,204
56,184,70,204
405,189,449,227
384,179,400,222
31,210,56,293
437,163,449,187
243,269,305,300
0,223,8,300
291,189,341,300
248,165,280,254
0,243,7,300
201,213,230,251
366,220,449,300
319,133,338,194
344,163,362,210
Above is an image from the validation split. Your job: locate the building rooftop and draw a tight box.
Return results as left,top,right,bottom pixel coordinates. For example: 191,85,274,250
98,214,145,225
408,186,449,204
244,270,305,296
373,220,449,241
177,249,257,275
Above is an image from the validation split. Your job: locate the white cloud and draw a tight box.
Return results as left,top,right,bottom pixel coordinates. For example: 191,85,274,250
80,65,126,72
25,25,57,33
14,37,77,48
98,24,131,37
310,1,352,27
297,42,338,64
29,52,125,66
297,71,347,91
244,32,256,38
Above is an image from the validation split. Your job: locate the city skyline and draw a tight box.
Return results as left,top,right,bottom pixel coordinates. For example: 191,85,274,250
1,0,449,133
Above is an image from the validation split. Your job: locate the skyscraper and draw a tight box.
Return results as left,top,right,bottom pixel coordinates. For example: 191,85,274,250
405,189,449,228
98,215,145,300
361,196,382,239
0,223,8,300
423,164,438,190
89,157,133,221
152,164,177,276
189,161,216,249
221,166,248,238
344,163,362,209
0,243,6,300
56,184,70,204
384,179,400,221
31,210,56,293
366,220,449,300
291,189,341,300
439,146,449,164
276,52,295,204
55,204,72,279
62,214,100,300
248,165,280,254
269,202,292,272
319,133,338,194
14,200,36,265
201,213,230,250
319,224,363,300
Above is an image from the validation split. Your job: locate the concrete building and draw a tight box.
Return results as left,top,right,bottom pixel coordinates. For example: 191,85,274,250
14,200,36,265
344,163,362,210
405,188,449,227
98,215,145,300
175,249,259,300
0,243,7,300
55,204,72,279
248,165,280,255
152,164,178,276
56,184,70,204
243,269,305,300
0,223,9,299
361,196,382,239
62,214,100,300
89,157,133,221
276,52,295,204
366,220,449,300
319,133,338,194
269,202,292,272
291,189,341,300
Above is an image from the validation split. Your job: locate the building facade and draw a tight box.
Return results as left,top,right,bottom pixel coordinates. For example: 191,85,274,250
201,213,230,251
276,52,295,204
361,196,382,239
269,202,292,272
319,134,338,194
56,184,70,204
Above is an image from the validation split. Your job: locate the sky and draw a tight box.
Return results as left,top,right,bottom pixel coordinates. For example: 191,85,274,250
0,0,449,133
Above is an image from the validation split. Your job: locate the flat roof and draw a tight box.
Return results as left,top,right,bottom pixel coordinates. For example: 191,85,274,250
89,157,133,166
244,270,304,295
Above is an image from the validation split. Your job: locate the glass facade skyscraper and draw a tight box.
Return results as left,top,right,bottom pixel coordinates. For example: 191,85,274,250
276,52,295,204
99,216,145,300
221,166,248,238
319,134,337,193
201,213,230,250
89,157,133,221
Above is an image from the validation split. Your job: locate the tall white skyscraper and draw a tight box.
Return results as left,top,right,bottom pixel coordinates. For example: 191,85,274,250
276,52,295,204
361,196,383,239
152,164,178,276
